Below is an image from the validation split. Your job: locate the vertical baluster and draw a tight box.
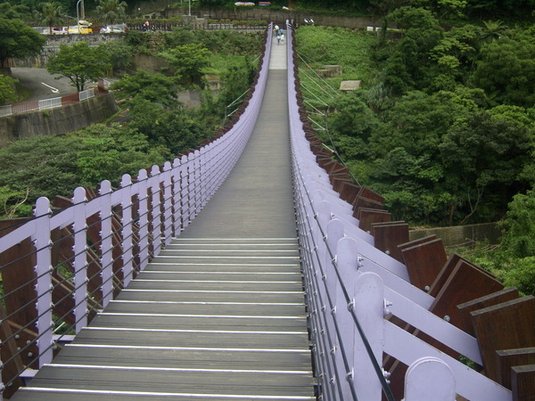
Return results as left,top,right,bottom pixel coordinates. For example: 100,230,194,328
187,154,196,224
33,197,53,367
99,180,113,308
194,150,202,216
150,165,162,258
120,175,133,287
137,169,149,272
324,218,345,401
72,187,88,333
199,146,207,208
162,162,173,246
180,155,190,229
171,158,182,237
353,272,384,401
333,236,359,400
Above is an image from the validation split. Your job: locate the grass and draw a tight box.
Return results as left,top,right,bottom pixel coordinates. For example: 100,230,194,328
296,26,379,90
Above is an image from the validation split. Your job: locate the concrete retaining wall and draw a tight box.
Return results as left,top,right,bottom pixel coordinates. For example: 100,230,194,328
409,222,501,248
0,94,118,146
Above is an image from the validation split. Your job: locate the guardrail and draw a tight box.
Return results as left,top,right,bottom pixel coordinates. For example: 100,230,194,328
286,22,513,401
1,88,98,118
0,25,272,398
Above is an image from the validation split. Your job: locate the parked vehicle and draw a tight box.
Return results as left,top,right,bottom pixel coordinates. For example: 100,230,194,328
100,23,127,34
68,20,93,34
51,26,69,35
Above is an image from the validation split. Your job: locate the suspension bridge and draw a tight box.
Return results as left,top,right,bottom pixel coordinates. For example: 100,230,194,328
0,24,533,401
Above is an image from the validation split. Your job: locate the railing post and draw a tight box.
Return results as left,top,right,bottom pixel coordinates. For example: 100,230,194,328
194,150,202,217
72,187,88,333
120,175,133,287
99,180,113,308
353,272,384,401
171,158,182,237
404,357,455,401
162,161,173,246
137,169,149,271
180,155,190,230
33,197,54,367
150,165,162,257
333,236,358,400
324,218,345,401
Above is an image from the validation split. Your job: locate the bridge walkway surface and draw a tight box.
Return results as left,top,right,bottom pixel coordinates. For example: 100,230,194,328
11,35,315,401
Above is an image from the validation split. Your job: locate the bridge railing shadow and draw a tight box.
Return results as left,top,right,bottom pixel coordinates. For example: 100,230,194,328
286,22,515,401
0,24,273,400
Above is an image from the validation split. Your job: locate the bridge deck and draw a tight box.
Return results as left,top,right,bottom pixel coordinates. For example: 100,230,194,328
11,35,315,401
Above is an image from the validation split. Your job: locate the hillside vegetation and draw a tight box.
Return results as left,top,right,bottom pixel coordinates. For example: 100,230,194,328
0,27,263,218
295,6,534,294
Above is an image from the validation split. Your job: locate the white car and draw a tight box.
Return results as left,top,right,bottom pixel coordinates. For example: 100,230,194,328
51,26,69,35
100,23,127,33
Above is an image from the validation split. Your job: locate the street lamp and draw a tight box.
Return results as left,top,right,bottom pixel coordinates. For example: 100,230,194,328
76,0,85,22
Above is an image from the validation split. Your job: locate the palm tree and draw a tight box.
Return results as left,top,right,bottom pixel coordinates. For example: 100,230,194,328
40,2,63,35
480,20,508,42
96,0,128,25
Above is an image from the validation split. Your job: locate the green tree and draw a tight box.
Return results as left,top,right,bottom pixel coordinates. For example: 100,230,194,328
382,7,443,93
0,74,17,105
159,43,211,87
479,20,508,43
471,30,535,107
47,42,111,91
99,41,133,74
500,188,535,258
128,98,209,157
430,24,479,89
0,123,166,209
439,106,533,223
326,93,381,159
111,70,177,106
96,0,127,24
0,17,45,68
40,2,63,35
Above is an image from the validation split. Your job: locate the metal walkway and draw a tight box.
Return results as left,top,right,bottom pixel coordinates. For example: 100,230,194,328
11,35,315,401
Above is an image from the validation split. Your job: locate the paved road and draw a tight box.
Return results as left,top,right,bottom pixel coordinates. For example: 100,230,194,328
10,67,77,100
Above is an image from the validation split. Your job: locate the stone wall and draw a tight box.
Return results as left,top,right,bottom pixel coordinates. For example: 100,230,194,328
0,94,118,146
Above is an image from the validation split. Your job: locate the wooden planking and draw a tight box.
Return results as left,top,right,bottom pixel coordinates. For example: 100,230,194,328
496,347,535,389
53,345,314,371
371,221,409,263
10,239,314,401
400,237,447,291
471,296,535,382
456,288,519,335
356,207,391,232
512,365,535,401
431,258,503,327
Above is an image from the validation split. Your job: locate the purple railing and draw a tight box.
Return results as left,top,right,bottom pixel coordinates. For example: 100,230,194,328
286,23,512,401
0,25,272,397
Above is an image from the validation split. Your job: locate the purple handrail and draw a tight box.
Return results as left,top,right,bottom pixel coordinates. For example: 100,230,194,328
286,22,511,401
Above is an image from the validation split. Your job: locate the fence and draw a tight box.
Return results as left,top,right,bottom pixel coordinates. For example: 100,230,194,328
0,25,272,399
1,88,98,118
286,23,514,401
